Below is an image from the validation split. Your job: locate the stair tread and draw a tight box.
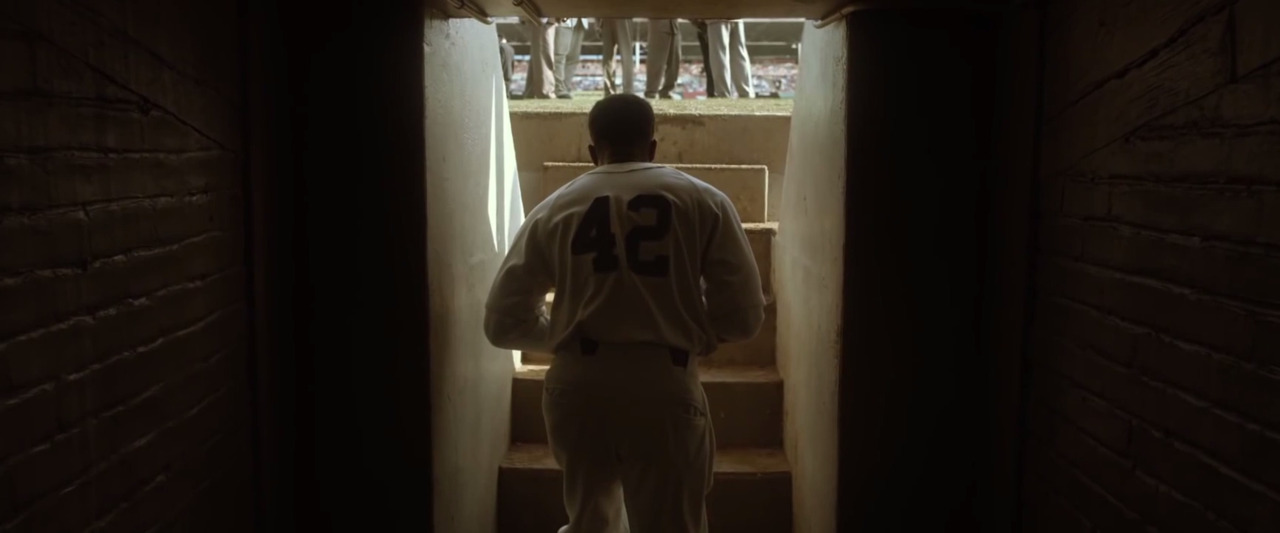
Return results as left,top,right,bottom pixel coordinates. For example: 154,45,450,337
742,221,778,234
543,162,769,171
515,364,780,383
503,442,790,474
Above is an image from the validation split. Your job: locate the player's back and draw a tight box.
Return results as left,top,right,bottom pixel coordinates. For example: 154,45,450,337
533,162,756,356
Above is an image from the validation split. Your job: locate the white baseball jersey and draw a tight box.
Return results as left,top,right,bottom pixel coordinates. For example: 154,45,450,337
484,162,765,357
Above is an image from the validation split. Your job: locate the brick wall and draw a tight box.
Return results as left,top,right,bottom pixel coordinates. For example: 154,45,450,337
1023,0,1280,531
0,1,252,531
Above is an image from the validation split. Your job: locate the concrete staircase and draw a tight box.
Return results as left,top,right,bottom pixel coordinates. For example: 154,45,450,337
497,147,791,532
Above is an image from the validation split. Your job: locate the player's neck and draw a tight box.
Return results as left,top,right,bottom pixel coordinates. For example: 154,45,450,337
598,155,651,166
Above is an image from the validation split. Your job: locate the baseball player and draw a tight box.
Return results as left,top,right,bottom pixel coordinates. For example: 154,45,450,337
484,94,765,532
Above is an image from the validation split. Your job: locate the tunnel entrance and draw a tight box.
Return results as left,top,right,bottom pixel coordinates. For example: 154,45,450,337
423,8,847,533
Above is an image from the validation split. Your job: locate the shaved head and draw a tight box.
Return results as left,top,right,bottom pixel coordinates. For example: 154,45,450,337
588,94,656,164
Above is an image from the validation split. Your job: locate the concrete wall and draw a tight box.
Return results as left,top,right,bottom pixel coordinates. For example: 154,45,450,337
510,111,790,221
425,18,524,533
0,2,253,531
1022,1,1280,530
775,23,846,533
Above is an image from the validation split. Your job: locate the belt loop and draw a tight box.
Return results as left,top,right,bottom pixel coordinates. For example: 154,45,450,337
580,337,599,356
670,348,689,369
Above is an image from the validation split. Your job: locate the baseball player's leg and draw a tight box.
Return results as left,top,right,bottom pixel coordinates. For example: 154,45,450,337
707,21,732,98
660,21,682,98
553,24,575,97
617,363,714,532
644,21,673,98
564,25,584,97
601,22,619,95
618,20,636,95
544,383,628,533
729,21,754,98
526,23,555,99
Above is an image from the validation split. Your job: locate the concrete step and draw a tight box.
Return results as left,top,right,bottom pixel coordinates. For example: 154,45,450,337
498,443,792,533
540,162,770,223
510,365,783,449
512,112,790,220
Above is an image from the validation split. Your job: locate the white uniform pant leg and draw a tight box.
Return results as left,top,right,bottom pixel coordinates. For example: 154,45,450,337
564,25,585,95
544,368,628,533
545,345,713,533
553,24,575,96
707,21,733,98
729,20,754,98
601,21,620,95
618,20,636,94
617,379,713,533
645,20,674,97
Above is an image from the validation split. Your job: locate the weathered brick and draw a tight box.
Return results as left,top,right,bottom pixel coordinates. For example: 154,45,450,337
1033,406,1227,532
29,36,138,103
1076,222,1280,305
1107,186,1273,245
8,0,242,148
1236,0,1280,76
0,271,84,340
0,152,239,211
1025,438,1151,532
1082,263,1255,357
96,434,235,533
0,385,57,460
1035,258,1108,312
1037,218,1083,257
1136,333,1280,428
1060,181,1110,218
1,317,93,390
1042,10,1233,173
1075,61,1280,185
0,99,218,153
82,232,241,314
0,31,33,92
1021,477,1094,533
1134,470,1240,533
1132,426,1280,531
1041,0,1231,116
0,208,89,273
1039,334,1279,483
1033,369,1132,452
1037,296,1140,365
0,428,92,511
87,192,241,259
91,346,236,457
2,474,95,533
91,269,243,362
92,386,234,522
2,1,248,528
62,305,243,423
1037,259,1255,357
1257,318,1280,370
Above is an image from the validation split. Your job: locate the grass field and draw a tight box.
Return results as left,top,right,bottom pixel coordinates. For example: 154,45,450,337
509,91,794,115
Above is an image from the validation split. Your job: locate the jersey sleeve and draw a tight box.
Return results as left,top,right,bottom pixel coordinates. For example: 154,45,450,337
701,192,766,343
483,207,555,353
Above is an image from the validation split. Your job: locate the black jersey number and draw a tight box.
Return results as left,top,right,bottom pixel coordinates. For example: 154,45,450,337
570,194,672,277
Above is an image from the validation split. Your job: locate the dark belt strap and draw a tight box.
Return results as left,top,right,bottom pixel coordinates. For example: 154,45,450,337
579,337,690,369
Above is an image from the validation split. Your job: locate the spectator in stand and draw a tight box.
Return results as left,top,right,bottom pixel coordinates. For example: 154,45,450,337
707,20,754,98
598,18,635,96
645,19,682,99
553,18,590,99
690,20,717,97
521,17,555,99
